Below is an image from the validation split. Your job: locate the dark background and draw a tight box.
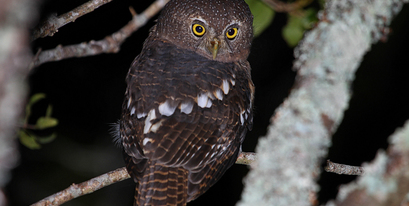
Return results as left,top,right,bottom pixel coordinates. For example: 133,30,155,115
5,0,409,205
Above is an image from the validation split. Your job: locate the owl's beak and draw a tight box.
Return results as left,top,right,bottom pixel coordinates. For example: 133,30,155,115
208,38,220,60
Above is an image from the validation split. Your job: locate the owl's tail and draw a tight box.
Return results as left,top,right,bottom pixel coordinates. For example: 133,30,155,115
134,163,189,206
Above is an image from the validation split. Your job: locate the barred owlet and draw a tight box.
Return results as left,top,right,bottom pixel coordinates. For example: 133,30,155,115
119,0,254,205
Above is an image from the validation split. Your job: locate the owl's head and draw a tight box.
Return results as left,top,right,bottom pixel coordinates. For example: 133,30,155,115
155,0,253,62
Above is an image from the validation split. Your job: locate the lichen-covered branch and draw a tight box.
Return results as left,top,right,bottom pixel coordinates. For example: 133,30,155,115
0,1,39,205
32,0,113,41
30,151,255,206
30,0,170,69
325,160,365,175
31,167,130,206
328,120,409,206
238,0,408,205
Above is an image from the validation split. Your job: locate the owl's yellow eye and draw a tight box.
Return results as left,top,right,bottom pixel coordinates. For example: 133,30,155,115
192,24,206,37
226,28,238,39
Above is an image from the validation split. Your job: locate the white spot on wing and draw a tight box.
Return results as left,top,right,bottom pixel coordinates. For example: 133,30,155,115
210,152,216,159
197,93,209,108
130,107,135,115
215,89,223,100
206,99,212,108
206,92,215,100
240,110,246,125
222,79,230,95
151,119,164,133
137,112,147,119
143,109,156,134
158,100,177,116
230,79,236,86
127,98,132,108
143,138,152,146
180,101,194,114
149,109,156,121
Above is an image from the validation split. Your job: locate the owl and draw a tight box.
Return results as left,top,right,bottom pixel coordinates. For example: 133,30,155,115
119,0,254,205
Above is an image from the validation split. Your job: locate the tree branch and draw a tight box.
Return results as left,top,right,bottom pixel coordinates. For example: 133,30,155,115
30,0,170,70
30,167,130,206
32,0,113,41
238,0,408,205
0,0,39,205
30,152,255,206
30,148,371,206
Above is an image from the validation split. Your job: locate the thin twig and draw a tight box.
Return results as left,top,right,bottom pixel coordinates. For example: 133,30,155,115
30,0,170,70
31,167,130,206
325,160,365,175
31,151,255,206
261,0,313,13
32,0,113,41
28,48,42,71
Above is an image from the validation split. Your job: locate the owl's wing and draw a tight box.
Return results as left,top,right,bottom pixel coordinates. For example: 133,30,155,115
186,133,243,201
120,39,253,200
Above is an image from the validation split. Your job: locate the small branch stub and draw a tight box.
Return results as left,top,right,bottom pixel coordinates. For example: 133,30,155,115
236,152,257,165
325,160,365,175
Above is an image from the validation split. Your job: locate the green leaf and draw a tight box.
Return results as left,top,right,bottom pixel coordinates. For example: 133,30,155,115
302,8,318,29
245,0,275,37
19,131,41,149
28,93,46,105
45,104,53,117
36,133,57,144
36,117,58,130
318,0,325,8
24,93,46,124
283,8,318,47
282,15,304,47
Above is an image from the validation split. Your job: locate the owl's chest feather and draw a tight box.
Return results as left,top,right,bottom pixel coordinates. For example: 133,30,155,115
133,39,239,91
